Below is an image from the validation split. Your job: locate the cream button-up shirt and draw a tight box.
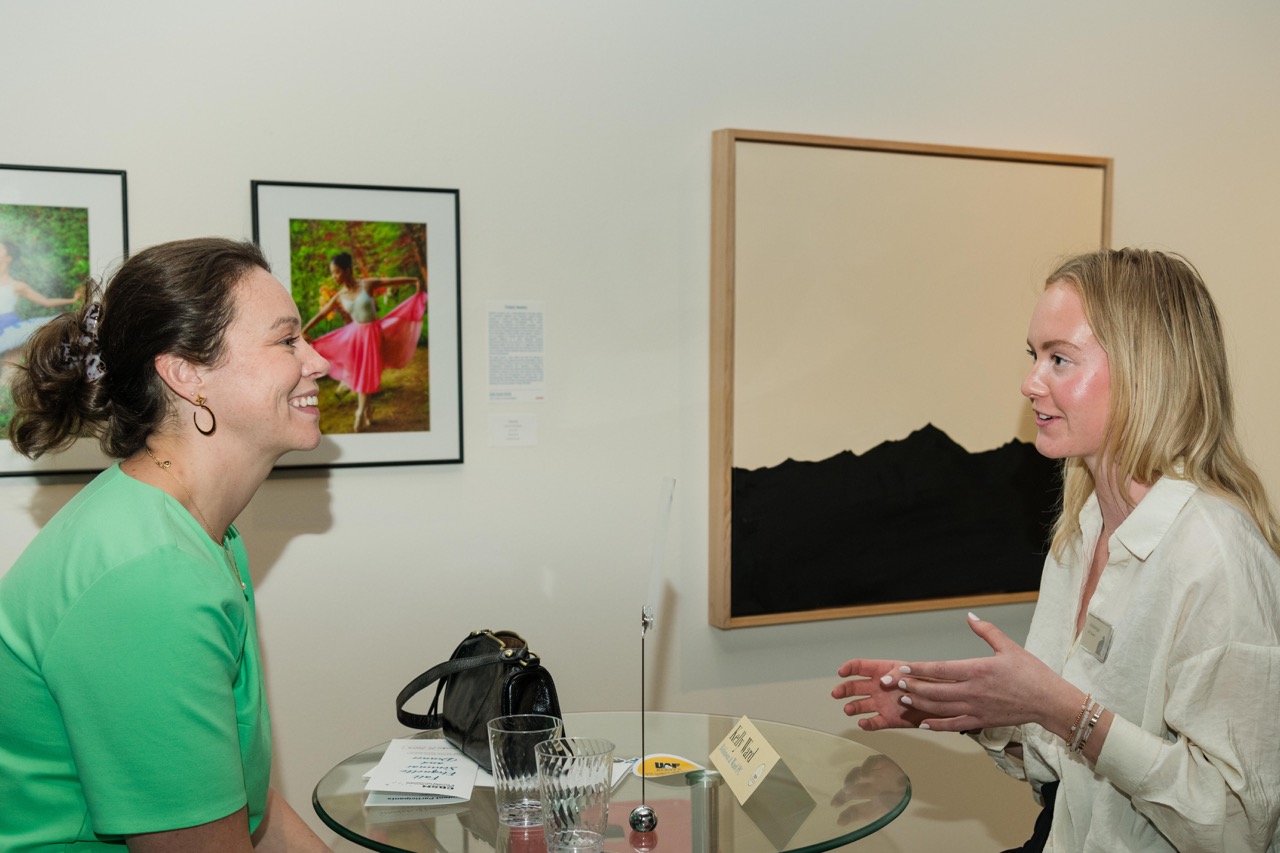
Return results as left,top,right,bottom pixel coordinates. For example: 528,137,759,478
982,477,1280,851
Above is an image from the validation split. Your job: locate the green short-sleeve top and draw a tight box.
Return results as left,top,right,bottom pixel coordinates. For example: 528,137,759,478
0,464,271,851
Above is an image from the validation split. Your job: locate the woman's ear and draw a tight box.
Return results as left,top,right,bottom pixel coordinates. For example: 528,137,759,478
154,353,202,399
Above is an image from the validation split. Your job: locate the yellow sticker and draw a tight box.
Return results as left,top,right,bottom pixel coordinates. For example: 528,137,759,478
633,754,704,778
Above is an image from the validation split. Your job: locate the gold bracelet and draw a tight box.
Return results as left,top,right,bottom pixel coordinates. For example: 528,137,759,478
1067,693,1092,746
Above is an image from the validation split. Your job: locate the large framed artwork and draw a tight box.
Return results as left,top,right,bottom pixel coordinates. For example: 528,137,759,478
0,164,128,477
709,130,1112,628
252,180,462,468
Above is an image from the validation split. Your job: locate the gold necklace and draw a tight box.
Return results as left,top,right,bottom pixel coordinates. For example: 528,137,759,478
144,446,246,592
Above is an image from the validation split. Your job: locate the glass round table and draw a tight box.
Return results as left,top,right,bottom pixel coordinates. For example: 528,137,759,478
313,711,909,853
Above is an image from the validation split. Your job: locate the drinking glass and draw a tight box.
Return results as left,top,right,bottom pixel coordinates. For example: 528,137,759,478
535,737,616,852
488,714,564,826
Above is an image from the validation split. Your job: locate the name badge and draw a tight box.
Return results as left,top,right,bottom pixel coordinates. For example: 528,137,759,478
1080,612,1113,662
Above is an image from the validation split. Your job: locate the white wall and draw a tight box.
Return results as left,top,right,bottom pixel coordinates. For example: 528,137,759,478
3,2,1278,849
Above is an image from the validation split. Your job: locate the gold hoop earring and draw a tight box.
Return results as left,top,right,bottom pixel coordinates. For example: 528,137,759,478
193,395,217,436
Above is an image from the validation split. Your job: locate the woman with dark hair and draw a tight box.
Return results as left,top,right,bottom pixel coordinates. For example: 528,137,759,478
832,249,1280,851
301,250,424,432
0,238,333,851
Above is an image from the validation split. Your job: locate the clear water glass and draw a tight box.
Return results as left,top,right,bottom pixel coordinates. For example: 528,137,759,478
488,714,564,826
535,737,616,852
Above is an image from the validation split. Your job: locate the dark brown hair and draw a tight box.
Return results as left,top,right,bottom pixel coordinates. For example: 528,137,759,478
8,237,270,459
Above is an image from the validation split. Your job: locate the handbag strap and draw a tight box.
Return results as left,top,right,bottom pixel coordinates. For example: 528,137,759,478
395,648,535,729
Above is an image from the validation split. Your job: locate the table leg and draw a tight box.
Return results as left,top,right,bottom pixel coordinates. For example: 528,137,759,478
687,770,723,853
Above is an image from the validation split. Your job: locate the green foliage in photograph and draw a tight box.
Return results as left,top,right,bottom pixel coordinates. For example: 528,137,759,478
0,203,90,319
0,384,14,433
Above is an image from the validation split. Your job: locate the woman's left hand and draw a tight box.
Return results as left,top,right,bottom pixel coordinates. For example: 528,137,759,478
892,613,1070,732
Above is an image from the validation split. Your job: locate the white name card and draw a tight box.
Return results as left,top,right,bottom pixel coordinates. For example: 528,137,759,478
709,716,781,804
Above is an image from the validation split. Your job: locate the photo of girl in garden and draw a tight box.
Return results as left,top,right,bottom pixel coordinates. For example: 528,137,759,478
0,205,88,426
294,219,429,434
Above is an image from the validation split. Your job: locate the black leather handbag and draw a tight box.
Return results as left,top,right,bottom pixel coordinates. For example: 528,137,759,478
396,629,562,772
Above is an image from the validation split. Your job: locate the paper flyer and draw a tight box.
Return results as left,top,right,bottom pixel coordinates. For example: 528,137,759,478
364,738,479,801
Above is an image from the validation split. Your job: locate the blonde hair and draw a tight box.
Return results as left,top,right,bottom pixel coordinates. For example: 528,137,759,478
1047,248,1280,556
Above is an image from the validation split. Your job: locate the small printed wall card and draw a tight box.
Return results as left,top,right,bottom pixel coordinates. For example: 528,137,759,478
709,716,782,804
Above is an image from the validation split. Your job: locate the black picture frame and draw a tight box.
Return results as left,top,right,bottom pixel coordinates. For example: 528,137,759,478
1,163,128,477
252,180,463,468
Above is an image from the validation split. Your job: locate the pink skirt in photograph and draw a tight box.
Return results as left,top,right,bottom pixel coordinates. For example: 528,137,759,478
313,291,427,394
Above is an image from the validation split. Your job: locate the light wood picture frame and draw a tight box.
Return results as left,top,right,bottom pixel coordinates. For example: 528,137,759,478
709,129,1112,629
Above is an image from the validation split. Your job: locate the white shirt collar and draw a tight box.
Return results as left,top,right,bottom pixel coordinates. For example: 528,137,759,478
1091,476,1199,561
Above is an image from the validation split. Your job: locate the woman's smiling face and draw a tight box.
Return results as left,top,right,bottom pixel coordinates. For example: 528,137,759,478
1021,280,1112,472
198,267,329,461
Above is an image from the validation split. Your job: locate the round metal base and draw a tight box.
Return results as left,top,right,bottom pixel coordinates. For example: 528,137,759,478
629,804,658,832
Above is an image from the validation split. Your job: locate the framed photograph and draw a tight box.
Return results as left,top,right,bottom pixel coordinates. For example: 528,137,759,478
709,130,1111,628
0,164,128,477
252,180,462,468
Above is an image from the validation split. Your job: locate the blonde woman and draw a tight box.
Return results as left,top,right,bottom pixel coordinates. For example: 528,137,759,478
833,249,1280,851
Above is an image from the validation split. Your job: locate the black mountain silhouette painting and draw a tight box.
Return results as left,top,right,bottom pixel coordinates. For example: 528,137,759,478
731,424,1061,617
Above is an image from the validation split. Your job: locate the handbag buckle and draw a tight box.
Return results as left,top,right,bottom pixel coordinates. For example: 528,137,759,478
502,647,537,665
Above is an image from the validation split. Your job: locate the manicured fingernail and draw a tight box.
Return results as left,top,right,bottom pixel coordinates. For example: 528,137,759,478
900,696,913,706
880,674,894,686
897,680,907,690
899,665,911,674
919,723,931,730
968,612,980,621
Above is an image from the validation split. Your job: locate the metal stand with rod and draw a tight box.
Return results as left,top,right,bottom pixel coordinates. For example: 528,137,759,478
629,477,675,835
629,605,658,832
